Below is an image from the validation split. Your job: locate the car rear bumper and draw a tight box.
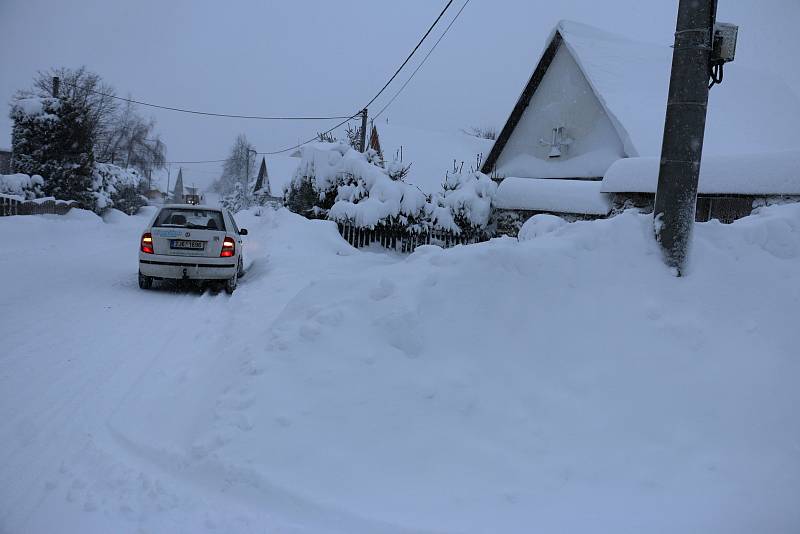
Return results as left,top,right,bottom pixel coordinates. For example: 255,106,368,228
139,255,237,280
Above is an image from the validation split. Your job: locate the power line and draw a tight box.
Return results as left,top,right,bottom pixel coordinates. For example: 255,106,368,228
260,113,362,155
60,80,351,121
261,0,455,155
362,0,454,111
106,1,457,159
374,0,471,121
166,158,227,164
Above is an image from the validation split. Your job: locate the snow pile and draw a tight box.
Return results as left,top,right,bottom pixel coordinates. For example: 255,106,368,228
0,173,45,200
495,176,612,215
602,150,800,195
517,212,568,240
213,204,799,533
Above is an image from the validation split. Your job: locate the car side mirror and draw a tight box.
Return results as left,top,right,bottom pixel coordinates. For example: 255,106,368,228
239,228,248,236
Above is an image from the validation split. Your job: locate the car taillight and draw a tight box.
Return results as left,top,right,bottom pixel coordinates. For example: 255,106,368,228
220,236,235,257
141,232,154,254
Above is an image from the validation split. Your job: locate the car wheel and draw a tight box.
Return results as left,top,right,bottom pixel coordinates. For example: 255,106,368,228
138,271,153,290
237,257,245,278
224,270,238,294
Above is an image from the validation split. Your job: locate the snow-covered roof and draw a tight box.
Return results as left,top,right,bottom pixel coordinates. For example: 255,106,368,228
485,20,800,168
564,21,800,157
494,177,612,215
602,150,800,195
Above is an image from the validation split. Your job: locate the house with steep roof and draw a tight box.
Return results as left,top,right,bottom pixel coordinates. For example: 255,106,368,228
484,20,800,231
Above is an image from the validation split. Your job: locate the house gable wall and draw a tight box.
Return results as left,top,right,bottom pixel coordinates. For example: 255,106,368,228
493,43,625,180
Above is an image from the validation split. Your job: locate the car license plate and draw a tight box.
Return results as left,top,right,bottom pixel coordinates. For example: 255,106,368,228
171,239,205,250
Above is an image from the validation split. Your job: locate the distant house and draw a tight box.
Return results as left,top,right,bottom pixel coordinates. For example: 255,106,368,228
483,20,800,230
0,148,11,175
252,157,282,203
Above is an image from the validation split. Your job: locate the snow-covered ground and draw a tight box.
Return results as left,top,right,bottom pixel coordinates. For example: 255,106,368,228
1,203,799,533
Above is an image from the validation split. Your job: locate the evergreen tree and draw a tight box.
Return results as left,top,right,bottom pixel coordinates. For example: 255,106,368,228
10,95,95,209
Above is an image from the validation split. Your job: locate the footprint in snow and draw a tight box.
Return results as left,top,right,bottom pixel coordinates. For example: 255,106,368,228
369,278,396,301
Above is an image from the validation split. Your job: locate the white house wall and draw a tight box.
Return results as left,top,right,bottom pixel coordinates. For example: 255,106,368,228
494,43,625,179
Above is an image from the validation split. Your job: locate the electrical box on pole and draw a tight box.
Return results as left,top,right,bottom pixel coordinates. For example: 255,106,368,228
653,0,736,275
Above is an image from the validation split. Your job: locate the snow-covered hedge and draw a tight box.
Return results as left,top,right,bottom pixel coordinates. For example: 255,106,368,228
1,165,146,214
287,142,497,238
433,170,497,237
92,163,147,214
0,173,45,200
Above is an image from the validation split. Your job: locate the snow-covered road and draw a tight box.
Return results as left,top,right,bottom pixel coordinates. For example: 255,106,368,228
1,205,799,533
0,207,401,532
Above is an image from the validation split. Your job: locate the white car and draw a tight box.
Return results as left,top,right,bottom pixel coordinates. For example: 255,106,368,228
138,205,247,293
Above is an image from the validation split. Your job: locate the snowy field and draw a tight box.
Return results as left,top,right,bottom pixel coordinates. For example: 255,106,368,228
1,204,799,533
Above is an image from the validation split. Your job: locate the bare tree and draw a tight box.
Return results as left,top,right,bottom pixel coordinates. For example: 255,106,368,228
214,134,256,194
22,67,167,177
97,99,166,175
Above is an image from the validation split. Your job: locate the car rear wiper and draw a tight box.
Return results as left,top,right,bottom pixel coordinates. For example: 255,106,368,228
184,223,207,229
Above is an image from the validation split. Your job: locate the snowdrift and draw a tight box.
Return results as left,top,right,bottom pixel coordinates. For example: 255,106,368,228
86,203,800,533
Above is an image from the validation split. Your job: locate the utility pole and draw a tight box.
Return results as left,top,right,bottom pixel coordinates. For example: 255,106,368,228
52,77,60,98
359,108,368,152
653,0,718,274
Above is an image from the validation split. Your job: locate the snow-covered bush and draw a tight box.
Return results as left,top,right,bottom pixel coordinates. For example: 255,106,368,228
286,142,350,218
287,144,500,244
433,170,497,238
0,173,45,200
287,143,431,233
92,162,147,214
10,95,95,209
220,181,253,213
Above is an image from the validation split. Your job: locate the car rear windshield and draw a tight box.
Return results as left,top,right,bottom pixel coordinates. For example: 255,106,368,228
153,208,226,231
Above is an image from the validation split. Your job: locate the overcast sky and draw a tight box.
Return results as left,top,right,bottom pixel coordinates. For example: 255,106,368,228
1,0,798,189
